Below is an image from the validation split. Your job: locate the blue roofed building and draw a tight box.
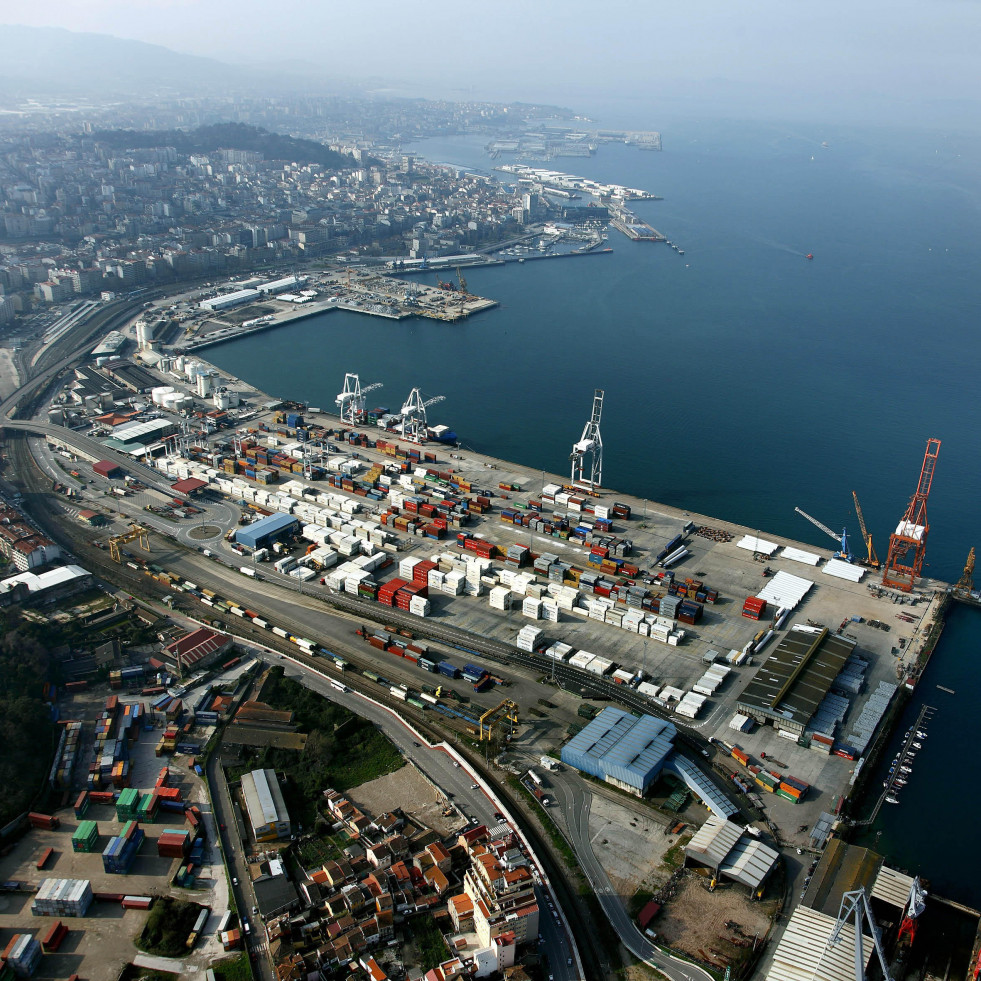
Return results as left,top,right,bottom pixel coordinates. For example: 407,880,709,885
561,706,677,796
234,512,300,551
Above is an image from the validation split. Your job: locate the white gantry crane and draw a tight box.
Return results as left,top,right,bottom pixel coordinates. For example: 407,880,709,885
828,888,893,981
400,387,445,443
335,372,383,427
570,388,604,490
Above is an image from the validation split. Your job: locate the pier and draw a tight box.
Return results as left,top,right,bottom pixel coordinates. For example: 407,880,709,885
610,209,667,242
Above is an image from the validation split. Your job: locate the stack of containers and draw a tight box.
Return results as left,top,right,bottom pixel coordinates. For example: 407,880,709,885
157,828,191,858
73,791,89,819
777,775,809,803
517,626,543,652
115,788,140,822
102,820,144,874
2,934,42,977
136,792,160,823
742,597,767,620
522,597,542,620
31,879,93,917
71,821,99,853
490,586,511,611
678,600,703,625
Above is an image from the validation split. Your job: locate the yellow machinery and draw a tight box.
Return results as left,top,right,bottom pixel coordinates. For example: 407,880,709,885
955,547,975,595
479,699,519,742
108,523,150,563
852,491,880,569
456,265,468,295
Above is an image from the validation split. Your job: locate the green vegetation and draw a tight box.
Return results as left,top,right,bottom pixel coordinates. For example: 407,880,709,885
0,611,59,824
296,831,345,869
230,667,403,825
90,123,369,169
213,952,253,981
135,898,205,956
661,834,692,870
410,913,451,972
505,774,579,870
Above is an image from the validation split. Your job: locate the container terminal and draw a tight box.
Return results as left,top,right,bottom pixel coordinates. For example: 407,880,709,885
59,336,951,829
20,313,972,978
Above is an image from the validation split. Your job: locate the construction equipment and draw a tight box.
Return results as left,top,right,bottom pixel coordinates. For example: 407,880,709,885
570,388,604,491
335,373,383,427
478,699,519,741
954,547,975,596
851,491,880,568
882,438,941,592
108,523,150,563
794,507,853,562
828,887,893,981
399,387,445,443
456,265,468,295
896,876,927,947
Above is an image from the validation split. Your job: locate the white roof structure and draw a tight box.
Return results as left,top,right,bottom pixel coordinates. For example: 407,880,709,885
1,564,89,594
895,520,925,541
757,570,814,610
685,814,779,889
782,546,821,566
871,865,915,910
737,534,779,555
823,558,865,583
766,905,872,981
241,768,289,832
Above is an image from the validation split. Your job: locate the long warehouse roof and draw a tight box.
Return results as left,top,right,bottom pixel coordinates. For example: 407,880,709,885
242,768,289,829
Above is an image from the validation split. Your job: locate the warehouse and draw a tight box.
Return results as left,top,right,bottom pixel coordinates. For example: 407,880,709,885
101,417,179,455
199,288,261,311
561,706,676,796
736,625,857,738
234,512,299,551
162,626,233,675
241,768,291,842
92,460,124,479
684,815,779,892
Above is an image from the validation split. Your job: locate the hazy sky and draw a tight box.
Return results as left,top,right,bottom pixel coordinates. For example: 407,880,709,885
7,0,981,124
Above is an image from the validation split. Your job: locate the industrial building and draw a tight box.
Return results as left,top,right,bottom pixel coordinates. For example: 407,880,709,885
162,626,233,676
241,768,291,842
561,706,676,796
766,838,918,981
199,288,261,311
0,564,92,604
101,417,179,456
684,815,780,893
736,626,858,738
234,512,299,551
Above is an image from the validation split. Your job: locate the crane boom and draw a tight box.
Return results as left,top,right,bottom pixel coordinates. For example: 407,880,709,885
794,506,840,542
829,888,894,981
852,491,880,568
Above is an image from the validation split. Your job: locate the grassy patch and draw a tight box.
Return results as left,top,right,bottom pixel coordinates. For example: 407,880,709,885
296,832,345,869
135,897,206,956
407,913,451,972
661,834,691,870
213,952,253,981
227,667,404,825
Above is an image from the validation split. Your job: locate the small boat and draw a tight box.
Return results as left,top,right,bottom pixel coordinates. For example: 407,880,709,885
900,765,912,774
912,741,922,749
916,731,927,739
894,779,907,787
806,253,814,260
885,795,900,805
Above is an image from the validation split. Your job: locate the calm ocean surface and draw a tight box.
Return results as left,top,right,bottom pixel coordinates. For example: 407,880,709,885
208,116,981,900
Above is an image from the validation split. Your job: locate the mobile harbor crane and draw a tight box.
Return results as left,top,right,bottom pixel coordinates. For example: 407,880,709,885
851,491,880,568
794,506,853,562
335,373,383,427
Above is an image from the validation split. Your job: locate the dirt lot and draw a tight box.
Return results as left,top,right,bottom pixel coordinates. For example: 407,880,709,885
652,874,772,970
344,762,461,836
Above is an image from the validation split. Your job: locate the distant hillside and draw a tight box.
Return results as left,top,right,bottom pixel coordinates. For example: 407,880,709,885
0,25,246,98
90,123,364,169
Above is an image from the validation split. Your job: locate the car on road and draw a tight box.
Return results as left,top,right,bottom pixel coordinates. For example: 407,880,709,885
232,877,238,886
453,761,461,768
252,905,258,915
470,783,479,790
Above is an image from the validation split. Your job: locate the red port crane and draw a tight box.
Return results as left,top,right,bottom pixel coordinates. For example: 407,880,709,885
881,438,941,592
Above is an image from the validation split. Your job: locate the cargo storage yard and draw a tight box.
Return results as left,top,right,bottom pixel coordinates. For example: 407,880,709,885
44,339,947,835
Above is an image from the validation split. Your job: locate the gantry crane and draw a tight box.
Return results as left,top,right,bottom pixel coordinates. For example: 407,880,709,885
399,387,445,442
851,491,880,568
954,547,975,596
828,888,893,981
794,506,853,562
570,388,604,491
335,372,383,427
479,699,519,741
882,438,941,592
108,523,150,563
